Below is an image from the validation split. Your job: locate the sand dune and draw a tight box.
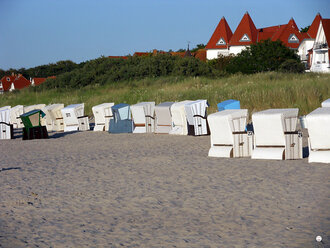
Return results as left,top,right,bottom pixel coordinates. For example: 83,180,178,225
0,131,329,247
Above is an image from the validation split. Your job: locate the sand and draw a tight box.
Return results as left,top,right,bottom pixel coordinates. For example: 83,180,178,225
0,130,329,247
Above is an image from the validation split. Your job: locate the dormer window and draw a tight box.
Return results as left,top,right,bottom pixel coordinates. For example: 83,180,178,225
6,77,10,81
240,34,251,42
217,38,226,45
288,34,299,43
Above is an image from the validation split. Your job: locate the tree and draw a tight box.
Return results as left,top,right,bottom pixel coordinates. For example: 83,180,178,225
226,39,303,74
300,26,310,33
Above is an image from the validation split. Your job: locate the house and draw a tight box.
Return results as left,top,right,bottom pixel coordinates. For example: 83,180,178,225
0,74,31,94
206,12,323,65
30,76,56,86
310,18,330,73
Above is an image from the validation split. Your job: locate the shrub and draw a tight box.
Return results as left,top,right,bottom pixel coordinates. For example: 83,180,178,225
279,59,305,73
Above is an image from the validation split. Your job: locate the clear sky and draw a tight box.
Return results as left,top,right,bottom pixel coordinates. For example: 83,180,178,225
0,0,329,70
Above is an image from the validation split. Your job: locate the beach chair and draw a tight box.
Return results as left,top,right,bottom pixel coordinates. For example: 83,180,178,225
24,104,47,126
184,100,209,136
20,109,48,140
109,103,133,133
208,109,252,158
131,102,155,133
43,104,64,131
154,102,174,134
0,106,13,139
251,108,302,160
217,99,240,111
61,104,89,132
10,105,24,128
169,100,193,135
321,98,330,107
92,103,114,131
305,107,330,163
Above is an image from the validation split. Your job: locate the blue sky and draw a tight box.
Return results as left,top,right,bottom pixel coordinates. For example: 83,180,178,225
0,0,328,70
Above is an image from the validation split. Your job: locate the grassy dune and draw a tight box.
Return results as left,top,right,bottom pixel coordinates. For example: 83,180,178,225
1,72,329,117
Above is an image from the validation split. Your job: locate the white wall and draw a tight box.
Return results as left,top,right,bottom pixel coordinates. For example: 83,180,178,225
206,49,230,60
298,39,314,61
229,46,248,55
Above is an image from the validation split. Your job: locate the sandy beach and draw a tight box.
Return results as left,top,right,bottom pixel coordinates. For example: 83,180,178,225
0,130,329,247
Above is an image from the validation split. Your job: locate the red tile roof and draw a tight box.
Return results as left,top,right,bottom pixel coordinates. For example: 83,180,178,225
133,52,152,57
108,56,128,59
271,18,302,48
206,17,233,49
12,75,30,90
0,75,16,91
308,13,322,39
321,19,330,45
193,49,207,62
33,77,47,86
229,12,258,46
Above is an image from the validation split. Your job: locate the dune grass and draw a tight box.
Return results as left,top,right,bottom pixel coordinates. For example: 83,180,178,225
1,72,329,117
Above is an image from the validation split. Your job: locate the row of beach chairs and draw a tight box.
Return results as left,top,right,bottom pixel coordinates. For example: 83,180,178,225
1,99,329,163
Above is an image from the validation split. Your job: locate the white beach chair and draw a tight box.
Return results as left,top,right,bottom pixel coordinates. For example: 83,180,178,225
61,104,89,132
169,100,193,135
321,98,330,107
305,107,330,163
251,108,302,160
24,104,47,126
154,102,174,134
131,102,155,133
92,103,114,131
43,104,64,131
0,106,12,139
9,105,24,128
184,100,209,136
208,109,252,158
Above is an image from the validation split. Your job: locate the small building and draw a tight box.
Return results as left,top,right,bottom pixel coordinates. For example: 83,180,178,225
0,74,30,94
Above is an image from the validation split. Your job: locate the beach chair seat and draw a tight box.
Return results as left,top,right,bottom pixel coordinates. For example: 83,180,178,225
208,109,252,158
20,109,48,140
321,98,330,107
217,99,240,111
109,103,133,133
251,108,302,160
0,106,13,139
306,107,330,163
169,100,192,135
61,104,89,132
185,100,209,136
43,104,64,131
154,102,174,134
131,102,155,133
92,103,114,131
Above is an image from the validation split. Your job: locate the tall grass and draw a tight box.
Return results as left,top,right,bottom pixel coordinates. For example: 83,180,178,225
1,72,329,116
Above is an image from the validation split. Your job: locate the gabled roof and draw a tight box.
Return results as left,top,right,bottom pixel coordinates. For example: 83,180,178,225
229,12,258,46
271,18,302,48
320,19,330,44
308,13,322,39
206,17,233,49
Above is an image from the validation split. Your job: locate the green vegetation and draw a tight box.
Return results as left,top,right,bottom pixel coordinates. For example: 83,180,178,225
1,72,329,117
225,40,305,74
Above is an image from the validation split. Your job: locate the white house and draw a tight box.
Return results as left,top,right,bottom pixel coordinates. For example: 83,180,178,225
310,19,330,73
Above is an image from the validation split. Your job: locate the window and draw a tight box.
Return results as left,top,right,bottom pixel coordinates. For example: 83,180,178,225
288,34,299,43
240,34,251,42
66,113,71,117
6,77,10,82
217,38,226,45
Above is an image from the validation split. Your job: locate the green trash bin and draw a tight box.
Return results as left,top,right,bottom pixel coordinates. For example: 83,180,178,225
20,109,49,140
